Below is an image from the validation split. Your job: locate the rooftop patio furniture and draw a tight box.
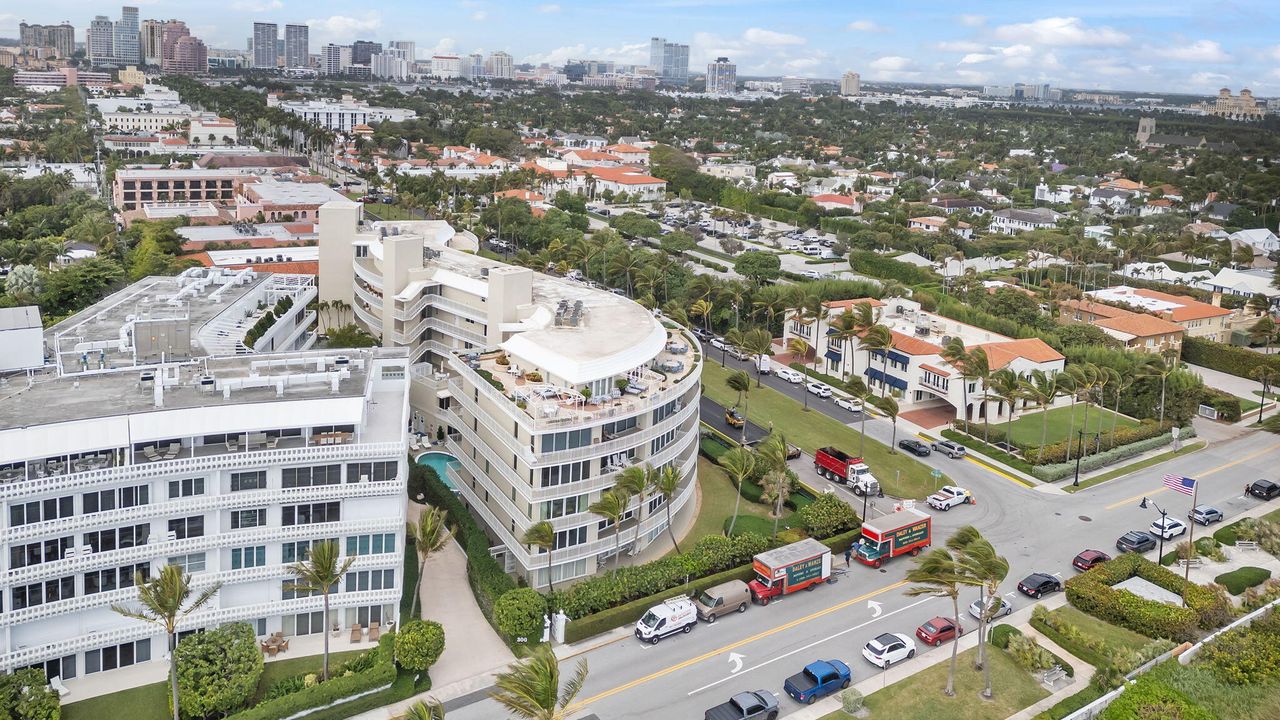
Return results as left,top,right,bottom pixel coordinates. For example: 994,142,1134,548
225,438,238,451
280,638,289,652
266,436,280,449
367,621,380,642
350,624,362,643
142,446,160,461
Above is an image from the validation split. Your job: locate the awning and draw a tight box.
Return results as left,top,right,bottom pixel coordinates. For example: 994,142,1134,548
824,349,843,362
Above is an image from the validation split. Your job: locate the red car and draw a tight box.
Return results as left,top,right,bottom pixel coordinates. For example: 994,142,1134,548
915,616,963,647
1072,549,1111,572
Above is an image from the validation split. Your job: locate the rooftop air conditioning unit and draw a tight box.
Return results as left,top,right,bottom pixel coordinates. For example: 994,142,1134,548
139,370,155,386
197,375,216,392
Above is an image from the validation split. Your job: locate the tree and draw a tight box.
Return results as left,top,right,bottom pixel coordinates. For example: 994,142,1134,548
967,348,993,441
395,619,446,672
0,669,60,720
718,447,757,538
589,488,628,574
285,540,355,681
874,394,901,448
988,369,1023,444
655,464,683,553
494,588,547,643
5,264,41,304
739,327,774,387
408,506,452,620
112,565,221,720
758,433,794,538
173,623,263,720
491,644,588,720
844,377,875,457
734,251,781,285
403,699,447,720
862,325,895,397
325,322,379,348
786,337,813,410
1249,316,1276,355
1140,352,1178,425
1020,370,1061,461
948,526,1008,698
1250,365,1277,423
905,547,971,696
726,369,751,443
523,521,557,593
942,337,970,421
614,464,653,551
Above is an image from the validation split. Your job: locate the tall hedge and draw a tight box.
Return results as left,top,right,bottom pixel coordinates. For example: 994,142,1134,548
225,634,396,720
174,623,264,719
1183,336,1280,379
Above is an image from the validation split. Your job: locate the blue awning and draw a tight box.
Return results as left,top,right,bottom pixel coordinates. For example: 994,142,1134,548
865,367,908,391
825,349,843,362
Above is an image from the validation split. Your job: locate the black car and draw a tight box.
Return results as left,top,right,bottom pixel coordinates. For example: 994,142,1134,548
1249,479,1280,500
1017,573,1062,598
898,439,931,457
1115,531,1157,553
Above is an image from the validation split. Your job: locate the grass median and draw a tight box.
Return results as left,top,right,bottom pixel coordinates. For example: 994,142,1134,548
1064,441,1207,493
703,360,937,499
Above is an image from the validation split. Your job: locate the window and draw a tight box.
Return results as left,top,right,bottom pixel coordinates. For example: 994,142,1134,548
602,416,637,438
168,478,205,498
345,533,396,556
281,580,330,600
346,461,398,483
652,398,682,423
283,610,325,636
9,495,74,526
167,553,206,573
282,538,336,563
552,526,587,550
84,523,150,553
169,516,204,539
22,654,77,681
231,508,266,529
12,576,75,609
344,604,391,628
540,428,591,453
231,545,266,569
282,465,341,488
282,502,340,526
85,563,149,595
540,461,590,488
344,569,395,592
648,493,666,513
85,639,150,674
10,537,73,569
650,429,677,454
540,495,586,520
536,558,587,586
230,471,266,492
119,484,149,508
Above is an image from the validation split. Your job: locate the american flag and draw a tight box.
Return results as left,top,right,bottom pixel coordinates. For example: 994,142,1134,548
1163,474,1197,496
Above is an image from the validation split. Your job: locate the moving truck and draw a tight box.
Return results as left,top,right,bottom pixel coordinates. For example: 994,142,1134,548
814,447,880,495
748,538,832,605
854,508,931,568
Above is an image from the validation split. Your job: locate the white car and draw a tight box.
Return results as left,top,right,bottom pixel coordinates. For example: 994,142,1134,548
862,632,915,668
968,596,1014,620
927,485,973,511
1149,517,1188,540
776,368,805,384
834,397,863,413
801,270,823,280
710,337,726,350
805,382,832,398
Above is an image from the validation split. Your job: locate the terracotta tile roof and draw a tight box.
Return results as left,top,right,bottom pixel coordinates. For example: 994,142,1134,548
1130,288,1232,320
604,143,647,154
973,338,1064,369
825,297,884,311
811,194,858,206
494,189,545,202
1058,298,1131,319
886,330,942,356
582,166,666,185
1095,313,1185,338
920,363,951,377
567,150,624,162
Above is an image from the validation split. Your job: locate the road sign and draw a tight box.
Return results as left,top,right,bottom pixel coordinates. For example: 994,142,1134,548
931,469,943,480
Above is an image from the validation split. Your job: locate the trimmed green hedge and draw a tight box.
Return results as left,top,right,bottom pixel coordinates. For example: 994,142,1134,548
940,429,1037,475
1183,336,1280,379
1034,684,1105,720
1214,566,1271,595
847,249,939,285
952,418,1173,466
1199,386,1242,422
225,634,397,720
1065,553,1234,642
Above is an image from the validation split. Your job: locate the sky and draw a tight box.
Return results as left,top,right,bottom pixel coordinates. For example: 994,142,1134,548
6,1,1280,94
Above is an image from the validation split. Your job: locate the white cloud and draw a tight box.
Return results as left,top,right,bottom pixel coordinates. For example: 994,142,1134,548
305,14,382,44
960,53,996,65
869,55,915,72
523,42,649,67
782,56,821,71
1189,71,1230,86
231,0,283,11
537,3,561,12
472,11,488,20
937,40,988,53
993,16,1128,47
1152,40,1231,63
958,14,986,27
431,38,457,55
742,28,806,46
846,20,885,33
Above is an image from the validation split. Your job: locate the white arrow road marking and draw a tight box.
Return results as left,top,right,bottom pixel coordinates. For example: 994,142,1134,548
867,600,883,618
728,652,744,673
686,595,937,696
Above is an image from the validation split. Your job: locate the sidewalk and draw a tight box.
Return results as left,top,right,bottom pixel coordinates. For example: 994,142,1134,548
1184,362,1264,399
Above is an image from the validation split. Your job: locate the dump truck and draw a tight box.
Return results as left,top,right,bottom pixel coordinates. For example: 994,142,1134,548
748,538,832,605
813,446,880,495
854,508,931,568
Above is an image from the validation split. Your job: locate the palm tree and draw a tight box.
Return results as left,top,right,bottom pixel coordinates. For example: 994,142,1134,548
1109,373,1134,434
905,548,971,696
690,298,715,334
112,565,221,720
286,540,354,681
726,369,751,443
523,521,556,594
1140,351,1179,426
862,325,895,397
589,489,628,574
786,337,813,410
1020,370,1059,462
948,527,1009,699
615,465,653,551
966,349,993,441
875,394,901,449
988,369,1022,444
941,337,970,423
492,644,588,720
1250,365,1277,423
758,433,793,538
1249,316,1277,356
655,465,683,553
718,447,757,537
739,327,774,387
844,376,874,457
402,698,446,720
407,506,452,620
828,311,861,380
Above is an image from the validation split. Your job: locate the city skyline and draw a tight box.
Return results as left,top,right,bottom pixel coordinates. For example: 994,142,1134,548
2,0,1279,93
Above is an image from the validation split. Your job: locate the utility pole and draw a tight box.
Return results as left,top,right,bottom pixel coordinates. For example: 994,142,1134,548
1152,501,1168,561
1072,428,1084,486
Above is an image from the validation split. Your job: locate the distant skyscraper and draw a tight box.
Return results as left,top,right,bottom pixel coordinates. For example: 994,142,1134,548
649,37,664,74
351,40,382,65
114,6,140,65
371,52,409,80
284,24,309,68
648,36,689,85
321,44,351,75
170,35,207,75
388,41,415,62
160,21,192,73
840,71,860,96
252,22,278,68
20,22,76,58
705,57,736,95
485,51,513,79
87,16,116,66
140,20,164,65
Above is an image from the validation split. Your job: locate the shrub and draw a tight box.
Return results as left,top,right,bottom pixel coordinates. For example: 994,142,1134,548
1007,633,1057,672
841,688,864,713
493,588,547,642
174,622,263,719
1029,429,1194,482
1198,386,1242,422
1030,605,1109,668
1099,674,1214,720
226,634,396,720
263,675,306,702
395,620,445,673
797,493,861,537
1241,578,1280,611
990,623,1020,649
0,668,60,720
1183,336,1280,380
1214,566,1272,595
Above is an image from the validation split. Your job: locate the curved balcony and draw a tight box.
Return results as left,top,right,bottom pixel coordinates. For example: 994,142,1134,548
353,280,384,310
353,302,383,336
352,259,384,291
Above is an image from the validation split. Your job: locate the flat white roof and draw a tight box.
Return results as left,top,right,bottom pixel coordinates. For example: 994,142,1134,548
245,179,348,205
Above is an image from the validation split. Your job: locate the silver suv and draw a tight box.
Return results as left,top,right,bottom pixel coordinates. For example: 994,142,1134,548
931,440,967,459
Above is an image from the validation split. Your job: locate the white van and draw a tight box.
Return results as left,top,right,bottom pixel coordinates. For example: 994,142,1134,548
802,244,823,256
635,597,698,644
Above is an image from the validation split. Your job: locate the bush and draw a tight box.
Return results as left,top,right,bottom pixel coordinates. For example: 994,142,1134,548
493,588,547,642
1099,673,1215,720
263,675,307,702
841,688,864,713
1183,336,1280,380
174,622,263,719
1241,578,1280,610
226,634,397,720
1214,566,1272,595
1198,386,1242,422
395,621,445,673
1037,684,1106,720
0,668,60,720
1030,606,1109,668
1030,430,1192,481
797,493,861,537
1007,633,1058,672
990,623,1020,649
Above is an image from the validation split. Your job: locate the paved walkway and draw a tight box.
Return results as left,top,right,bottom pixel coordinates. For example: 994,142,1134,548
1185,362,1265,399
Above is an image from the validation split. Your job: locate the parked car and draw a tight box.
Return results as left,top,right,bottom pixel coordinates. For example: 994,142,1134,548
834,397,863,413
776,368,804,384
693,580,752,623
927,485,973,511
800,270,823,280
692,327,714,342
1072,549,1111,572
1115,531,1157,553
861,633,915,668
711,337,727,350
1149,516,1188,540
1016,573,1062,599
968,596,1013,620
783,660,851,705
785,444,803,461
726,346,751,361
898,439,931,457
915,616,963,647
704,691,779,720
1188,505,1224,526
806,382,833,398
930,439,967,459
1248,479,1280,500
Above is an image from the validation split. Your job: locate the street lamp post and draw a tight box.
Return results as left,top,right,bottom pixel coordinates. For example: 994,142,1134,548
1072,429,1085,487
1152,501,1169,560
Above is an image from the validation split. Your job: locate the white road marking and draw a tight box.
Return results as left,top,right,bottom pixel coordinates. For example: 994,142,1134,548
867,600,882,618
728,652,744,673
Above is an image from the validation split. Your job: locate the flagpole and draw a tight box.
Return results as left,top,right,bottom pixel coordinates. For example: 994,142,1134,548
1183,479,1197,607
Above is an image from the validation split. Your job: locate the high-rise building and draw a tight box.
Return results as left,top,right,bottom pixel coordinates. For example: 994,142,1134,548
113,7,140,66
19,23,76,58
485,51,513,79
252,22,278,68
284,24,309,68
159,21,190,72
321,44,351,76
371,53,409,81
840,71,860,96
648,36,689,85
87,16,116,67
388,41,415,62
140,20,164,66
705,57,736,95
430,55,460,79
460,53,484,79
351,40,382,66
169,35,207,75
648,37,664,75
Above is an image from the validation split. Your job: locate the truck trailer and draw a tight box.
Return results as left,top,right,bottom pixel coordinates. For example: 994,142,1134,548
854,508,931,568
748,538,832,605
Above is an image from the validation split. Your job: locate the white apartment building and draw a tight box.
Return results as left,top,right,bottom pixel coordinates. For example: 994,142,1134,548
840,71,860,96
270,96,416,133
318,203,701,585
100,107,194,133
430,55,461,79
0,268,408,690
782,297,1064,422
371,53,410,81
990,207,1064,234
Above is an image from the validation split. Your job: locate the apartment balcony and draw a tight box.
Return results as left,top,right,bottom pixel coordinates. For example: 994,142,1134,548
352,259,383,291
353,279,384,309
353,302,383,336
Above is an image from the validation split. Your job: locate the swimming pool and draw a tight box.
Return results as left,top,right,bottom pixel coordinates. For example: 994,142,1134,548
416,451,459,491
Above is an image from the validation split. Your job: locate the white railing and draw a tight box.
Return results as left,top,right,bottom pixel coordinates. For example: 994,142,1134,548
0,442,405,501
352,260,384,291
536,399,699,465
426,294,488,323
421,317,488,346
353,280,384,310
353,302,383,335
443,386,537,463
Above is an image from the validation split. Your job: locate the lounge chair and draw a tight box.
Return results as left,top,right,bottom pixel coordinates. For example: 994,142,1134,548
350,624,362,643
142,446,160,461
225,439,238,452
49,676,69,697
280,639,289,652
367,621,380,642
266,436,279,449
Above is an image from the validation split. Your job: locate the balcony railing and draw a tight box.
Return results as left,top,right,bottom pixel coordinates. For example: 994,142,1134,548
352,259,384,291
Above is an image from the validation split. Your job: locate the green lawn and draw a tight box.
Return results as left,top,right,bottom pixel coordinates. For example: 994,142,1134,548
1065,441,1207,493
1005,404,1138,447
819,647,1049,720
1048,606,1151,654
1240,398,1262,413
686,456,777,544
702,360,939,499
1215,566,1272,595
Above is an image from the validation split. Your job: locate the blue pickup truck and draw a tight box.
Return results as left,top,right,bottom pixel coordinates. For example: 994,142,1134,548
783,660,851,705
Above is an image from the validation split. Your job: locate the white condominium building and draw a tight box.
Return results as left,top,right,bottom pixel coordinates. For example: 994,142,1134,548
0,268,409,689
269,95,416,132
318,202,701,585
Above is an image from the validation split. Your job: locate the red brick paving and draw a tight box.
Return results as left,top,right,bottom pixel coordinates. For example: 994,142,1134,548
900,405,957,430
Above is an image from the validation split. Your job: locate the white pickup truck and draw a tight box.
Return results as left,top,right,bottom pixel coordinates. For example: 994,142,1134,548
926,485,973,511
